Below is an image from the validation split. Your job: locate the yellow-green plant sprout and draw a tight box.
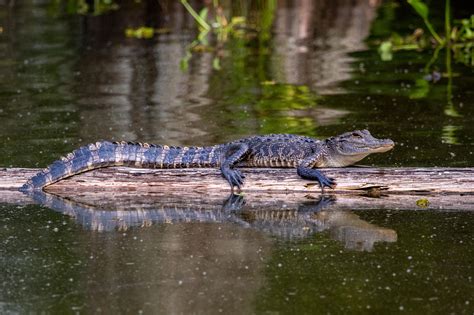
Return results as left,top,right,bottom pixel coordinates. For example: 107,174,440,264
125,27,154,39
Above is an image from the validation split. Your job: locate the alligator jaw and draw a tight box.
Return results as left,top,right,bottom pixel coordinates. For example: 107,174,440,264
369,139,395,153
322,131,395,167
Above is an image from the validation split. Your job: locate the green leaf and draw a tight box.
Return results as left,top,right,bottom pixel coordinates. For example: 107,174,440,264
212,57,221,70
407,0,429,20
409,78,430,99
179,58,189,71
378,41,393,61
230,16,246,25
407,0,443,45
199,7,208,21
181,0,210,31
180,52,192,71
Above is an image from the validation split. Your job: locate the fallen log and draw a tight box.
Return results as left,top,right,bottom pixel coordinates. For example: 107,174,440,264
1,167,473,195
1,188,474,211
1,168,474,214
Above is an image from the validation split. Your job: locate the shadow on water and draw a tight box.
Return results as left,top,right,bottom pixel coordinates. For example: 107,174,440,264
27,190,397,252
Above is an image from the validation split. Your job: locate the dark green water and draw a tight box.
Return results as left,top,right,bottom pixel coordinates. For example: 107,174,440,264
1,1,473,313
1,203,473,314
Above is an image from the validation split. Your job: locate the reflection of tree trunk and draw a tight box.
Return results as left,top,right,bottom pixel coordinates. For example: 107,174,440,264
274,0,380,94
78,223,271,314
76,223,272,313
155,224,271,314
74,0,213,145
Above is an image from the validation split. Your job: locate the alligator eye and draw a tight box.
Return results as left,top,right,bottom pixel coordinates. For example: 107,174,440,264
352,133,362,138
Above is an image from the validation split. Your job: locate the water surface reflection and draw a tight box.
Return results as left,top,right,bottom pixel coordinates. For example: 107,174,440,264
2,192,472,314
29,191,397,251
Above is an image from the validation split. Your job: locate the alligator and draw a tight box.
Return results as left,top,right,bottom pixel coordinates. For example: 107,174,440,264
19,129,394,192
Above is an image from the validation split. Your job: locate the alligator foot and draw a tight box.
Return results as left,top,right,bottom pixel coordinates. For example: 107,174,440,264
220,166,245,192
297,167,336,193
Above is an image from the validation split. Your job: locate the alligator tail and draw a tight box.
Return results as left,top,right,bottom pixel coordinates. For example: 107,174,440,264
19,141,219,192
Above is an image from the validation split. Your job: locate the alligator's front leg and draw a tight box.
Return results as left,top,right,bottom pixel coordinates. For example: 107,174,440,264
297,154,336,193
220,143,249,192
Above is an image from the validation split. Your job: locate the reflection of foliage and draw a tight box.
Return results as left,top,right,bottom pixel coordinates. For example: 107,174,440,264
181,0,246,43
255,84,319,134
260,84,316,109
180,0,276,71
441,125,460,144
124,27,170,39
49,0,119,15
124,27,154,39
204,34,322,136
180,0,248,71
378,0,473,66
374,0,471,121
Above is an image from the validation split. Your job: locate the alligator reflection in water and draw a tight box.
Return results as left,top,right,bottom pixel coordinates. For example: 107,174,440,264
28,191,397,251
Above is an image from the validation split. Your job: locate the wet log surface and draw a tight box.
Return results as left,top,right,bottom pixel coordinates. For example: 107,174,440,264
0,167,473,212
1,167,474,194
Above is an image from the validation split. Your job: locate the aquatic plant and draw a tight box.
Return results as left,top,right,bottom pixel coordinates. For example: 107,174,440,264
373,0,471,119
179,0,247,70
49,0,119,15
378,0,473,67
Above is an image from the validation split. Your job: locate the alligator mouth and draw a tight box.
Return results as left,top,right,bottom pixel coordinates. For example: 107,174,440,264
371,139,395,153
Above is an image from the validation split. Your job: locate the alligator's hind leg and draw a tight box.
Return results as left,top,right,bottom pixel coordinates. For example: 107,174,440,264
220,143,249,192
297,154,336,193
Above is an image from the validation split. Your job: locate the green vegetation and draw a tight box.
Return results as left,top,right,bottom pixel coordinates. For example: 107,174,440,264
378,0,473,67
375,0,472,118
179,0,247,70
179,0,277,71
124,26,155,39
48,0,118,15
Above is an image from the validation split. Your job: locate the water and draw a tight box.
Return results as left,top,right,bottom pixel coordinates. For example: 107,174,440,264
1,198,473,313
0,0,473,313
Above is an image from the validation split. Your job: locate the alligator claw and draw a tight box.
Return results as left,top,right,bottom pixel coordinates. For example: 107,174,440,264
221,167,245,191
316,176,336,194
319,177,336,189
297,167,336,193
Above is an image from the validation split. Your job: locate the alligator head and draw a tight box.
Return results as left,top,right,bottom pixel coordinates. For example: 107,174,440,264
322,129,394,167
